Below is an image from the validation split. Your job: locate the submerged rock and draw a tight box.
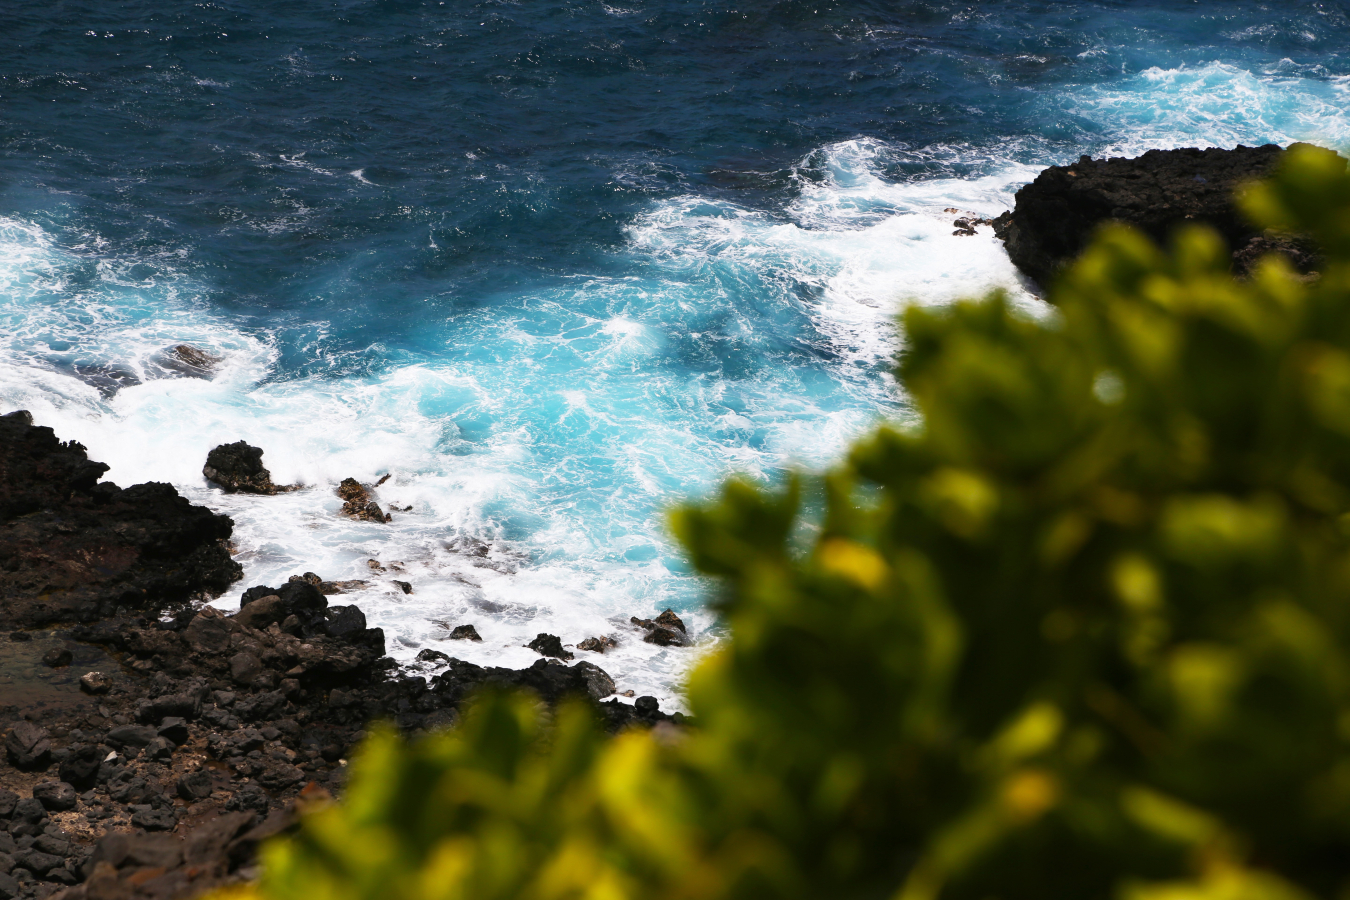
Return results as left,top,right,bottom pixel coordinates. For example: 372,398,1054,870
992,143,1320,288
203,441,297,495
158,343,222,378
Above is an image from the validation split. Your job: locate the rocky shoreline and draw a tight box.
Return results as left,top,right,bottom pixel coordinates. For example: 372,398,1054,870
0,411,683,900
987,143,1320,288
3,141,1317,900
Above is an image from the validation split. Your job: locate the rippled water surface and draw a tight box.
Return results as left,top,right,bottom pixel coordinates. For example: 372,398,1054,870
3,1,1349,705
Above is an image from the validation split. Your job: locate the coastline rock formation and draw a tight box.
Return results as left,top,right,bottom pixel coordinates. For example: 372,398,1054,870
203,442,297,495
1,416,685,900
993,143,1320,287
336,477,390,523
632,609,690,647
0,411,242,630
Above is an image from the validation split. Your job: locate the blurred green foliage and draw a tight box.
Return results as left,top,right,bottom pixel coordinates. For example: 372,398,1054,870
250,144,1350,900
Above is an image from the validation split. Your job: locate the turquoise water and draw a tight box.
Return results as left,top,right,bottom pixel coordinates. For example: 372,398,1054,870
3,1,1349,705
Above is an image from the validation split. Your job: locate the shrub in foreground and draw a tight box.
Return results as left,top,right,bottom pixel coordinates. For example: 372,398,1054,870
242,145,1350,900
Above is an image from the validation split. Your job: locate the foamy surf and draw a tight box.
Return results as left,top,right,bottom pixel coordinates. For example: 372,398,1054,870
3,55,1349,707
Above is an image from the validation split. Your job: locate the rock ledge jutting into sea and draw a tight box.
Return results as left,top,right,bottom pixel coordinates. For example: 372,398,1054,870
993,143,1321,288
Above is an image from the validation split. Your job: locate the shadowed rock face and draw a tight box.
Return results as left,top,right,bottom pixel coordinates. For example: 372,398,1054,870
0,410,242,629
993,143,1320,288
203,441,294,495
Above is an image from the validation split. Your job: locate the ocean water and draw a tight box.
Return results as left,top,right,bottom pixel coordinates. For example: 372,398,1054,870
3,1,1349,708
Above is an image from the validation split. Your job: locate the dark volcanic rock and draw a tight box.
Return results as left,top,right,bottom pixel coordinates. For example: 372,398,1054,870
204,440,295,494
0,411,242,629
449,624,482,642
59,745,104,791
32,781,76,812
527,633,574,661
159,344,222,378
41,647,73,668
4,721,52,771
992,144,1320,287
577,635,617,653
631,610,692,647
336,477,390,523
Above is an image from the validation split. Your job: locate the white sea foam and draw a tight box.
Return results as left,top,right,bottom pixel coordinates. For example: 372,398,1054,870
2,60,1348,706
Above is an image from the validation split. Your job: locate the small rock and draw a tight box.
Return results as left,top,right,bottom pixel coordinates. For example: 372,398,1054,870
177,770,215,802
4,722,51,771
104,725,157,750
157,717,190,746
143,736,174,761
235,595,286,630
40,648,72,668
642,627,687,647
449,624,482,641
572,661,616,699
526,633,573,661
337,478,390,523
78,671,112,695
204,441,296,494
184,610,232,654
635,696,660,715
257,763,305,791
31,783,75,813
654,609,686,633
324,605,367,637
57,746,103,791
31,836,67,858
47,867,78,886
392,580,412,595
230,651,263,686
577,636,617,653
131,808,178,832
415,649,451,665
15,850,61,877
8,633,30,643
0,791,17,817
162,344,222,376
136,692,202,723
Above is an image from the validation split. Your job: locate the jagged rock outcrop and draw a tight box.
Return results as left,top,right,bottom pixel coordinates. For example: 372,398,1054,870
993,143,1320,288
0,411,242,629
336,478,389,523
203,441,297,495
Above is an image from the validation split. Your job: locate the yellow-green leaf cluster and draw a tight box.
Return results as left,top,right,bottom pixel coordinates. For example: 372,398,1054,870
251,144,1350,900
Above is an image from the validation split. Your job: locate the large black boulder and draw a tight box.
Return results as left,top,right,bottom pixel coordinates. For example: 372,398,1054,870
0,411,242,628
993,143,1320,288
203,441,292,495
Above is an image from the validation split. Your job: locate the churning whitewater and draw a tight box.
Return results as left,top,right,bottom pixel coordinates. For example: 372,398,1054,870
3,2,1349,707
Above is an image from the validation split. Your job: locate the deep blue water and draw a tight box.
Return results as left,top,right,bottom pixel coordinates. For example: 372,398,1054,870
3,1,1349,702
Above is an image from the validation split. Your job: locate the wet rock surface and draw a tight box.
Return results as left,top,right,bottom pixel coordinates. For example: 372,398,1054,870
336,479,389,524
1,417,690,900
202,443,296,496
631,610,691,647
0,412,242,631
992,143,1320,288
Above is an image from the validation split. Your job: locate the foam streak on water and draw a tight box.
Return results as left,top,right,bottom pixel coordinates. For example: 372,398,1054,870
2,3,1349,705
